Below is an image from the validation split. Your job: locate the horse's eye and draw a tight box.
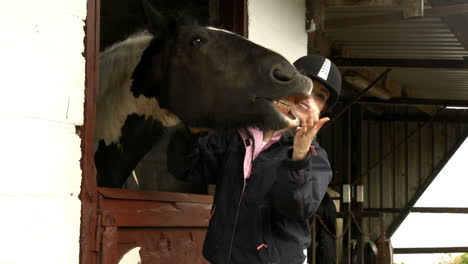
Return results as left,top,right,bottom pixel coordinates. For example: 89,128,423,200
191,36,204,46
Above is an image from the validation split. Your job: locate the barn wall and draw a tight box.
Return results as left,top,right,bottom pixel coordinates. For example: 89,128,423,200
248,0,308,63
319,106,468,242
0,1,87,263
359,118,468,239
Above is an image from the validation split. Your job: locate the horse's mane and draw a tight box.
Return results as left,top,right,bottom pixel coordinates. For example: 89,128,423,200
98,31,154,102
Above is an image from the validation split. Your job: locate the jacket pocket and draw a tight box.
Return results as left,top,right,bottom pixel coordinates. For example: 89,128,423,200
204,204,221,254
257,206,280,264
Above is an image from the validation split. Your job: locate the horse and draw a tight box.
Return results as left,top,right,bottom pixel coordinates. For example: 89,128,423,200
94,0,313,188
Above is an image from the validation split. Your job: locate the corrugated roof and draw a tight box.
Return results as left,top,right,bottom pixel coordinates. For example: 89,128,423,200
324,4,468,101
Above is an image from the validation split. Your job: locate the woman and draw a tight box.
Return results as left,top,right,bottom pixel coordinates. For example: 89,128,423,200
167,54,342,264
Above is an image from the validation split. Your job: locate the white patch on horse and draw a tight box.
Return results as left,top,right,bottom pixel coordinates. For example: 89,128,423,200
206,26,237,35
99,31,153,101
96,31,180,149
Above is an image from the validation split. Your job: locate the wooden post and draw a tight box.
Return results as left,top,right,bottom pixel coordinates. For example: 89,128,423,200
306,0,324,32
80,0,99,263
403,0,424,18
220,0,248,37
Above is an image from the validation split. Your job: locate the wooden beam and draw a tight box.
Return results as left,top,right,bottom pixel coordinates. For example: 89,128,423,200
364,208,403,213
325,0,401,8
345,68,404,98
363,113,468,123
333,57,468,69
394,247,468,254
425,3,468,17
326,3,468,29
344,71,393,100
411,207,468,213
403,0,424,18
357,97,468,107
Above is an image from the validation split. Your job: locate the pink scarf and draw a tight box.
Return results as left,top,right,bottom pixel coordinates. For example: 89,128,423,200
238,127,282,179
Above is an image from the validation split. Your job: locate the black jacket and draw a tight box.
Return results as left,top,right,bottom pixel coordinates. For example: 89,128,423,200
167,128,332,264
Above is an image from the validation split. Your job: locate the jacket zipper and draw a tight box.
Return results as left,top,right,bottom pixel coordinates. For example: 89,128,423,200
297,170,305,219
227,177,247,264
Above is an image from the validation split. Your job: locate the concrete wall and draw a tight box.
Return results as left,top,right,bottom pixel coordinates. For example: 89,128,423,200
0,1,87,263
248,0,308,63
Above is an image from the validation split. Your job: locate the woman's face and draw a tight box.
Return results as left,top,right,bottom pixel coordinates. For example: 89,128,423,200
310,81,330,112
289,81,331,125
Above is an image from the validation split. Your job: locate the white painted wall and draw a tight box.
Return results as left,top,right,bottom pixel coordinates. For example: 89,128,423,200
248,0,308,63
0,1,87,263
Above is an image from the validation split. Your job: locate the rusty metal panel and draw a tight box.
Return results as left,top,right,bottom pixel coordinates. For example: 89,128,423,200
97,188,213,264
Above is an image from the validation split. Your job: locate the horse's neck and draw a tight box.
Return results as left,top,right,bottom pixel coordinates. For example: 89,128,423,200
98,32,153,101
95,32,180,149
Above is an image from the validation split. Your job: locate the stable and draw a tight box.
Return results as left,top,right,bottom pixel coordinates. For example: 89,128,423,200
1,0,468,264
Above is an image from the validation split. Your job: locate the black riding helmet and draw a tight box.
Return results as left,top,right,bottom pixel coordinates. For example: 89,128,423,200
293,55,342,113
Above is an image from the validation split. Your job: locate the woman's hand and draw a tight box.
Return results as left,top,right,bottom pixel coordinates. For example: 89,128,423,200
291,97,329,160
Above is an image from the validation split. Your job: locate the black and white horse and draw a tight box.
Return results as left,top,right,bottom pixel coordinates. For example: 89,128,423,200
94,0,313,188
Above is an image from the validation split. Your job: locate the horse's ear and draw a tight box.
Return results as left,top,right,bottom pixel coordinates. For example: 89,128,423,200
141,0,173,37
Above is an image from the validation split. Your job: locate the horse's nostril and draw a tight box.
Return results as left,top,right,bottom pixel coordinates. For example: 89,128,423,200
271,64,295,83
273,70,291,82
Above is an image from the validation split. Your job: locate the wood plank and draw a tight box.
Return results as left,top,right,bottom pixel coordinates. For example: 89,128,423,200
424,3,468,17
394,247,468,254
100,199,212,227
357,97,468,107
363,113,468,123
116,228,209,264
98,187,213,204
332,57,468,69
325,0,401,8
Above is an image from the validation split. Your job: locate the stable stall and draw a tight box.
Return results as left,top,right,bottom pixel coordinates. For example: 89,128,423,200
81,0,468,263
1,0,467,264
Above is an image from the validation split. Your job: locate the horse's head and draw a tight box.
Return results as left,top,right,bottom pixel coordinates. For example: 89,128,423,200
134,0,312,131
95,1,314,187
